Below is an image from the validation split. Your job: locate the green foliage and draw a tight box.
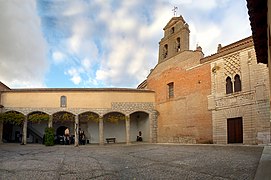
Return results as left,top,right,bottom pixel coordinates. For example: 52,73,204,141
53,112,74,122
88,113,100,123
79,112,100,123
0,111,24,125
44,127,55,146
104,113,126,124
28,113,49,123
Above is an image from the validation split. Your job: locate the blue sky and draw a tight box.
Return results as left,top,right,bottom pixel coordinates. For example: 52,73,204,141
0,0,251,88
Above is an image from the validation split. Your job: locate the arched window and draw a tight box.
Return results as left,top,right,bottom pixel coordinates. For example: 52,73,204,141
168,82,174,98
60,96,67,107
171,27,175,34
234,74,242,92
226,77,233,94
176,37,181,52
163,44,168,58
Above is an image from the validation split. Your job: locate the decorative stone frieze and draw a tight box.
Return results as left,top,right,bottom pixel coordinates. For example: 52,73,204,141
215,91,255,109
111,102,155,115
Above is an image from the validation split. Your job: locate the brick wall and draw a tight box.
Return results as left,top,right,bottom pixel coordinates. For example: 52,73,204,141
147,51,212,143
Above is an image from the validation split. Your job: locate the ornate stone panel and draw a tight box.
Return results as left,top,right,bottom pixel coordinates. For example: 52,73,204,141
224,53,241,77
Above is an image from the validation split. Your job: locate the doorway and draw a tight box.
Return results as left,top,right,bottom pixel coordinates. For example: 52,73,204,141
227,117,243,143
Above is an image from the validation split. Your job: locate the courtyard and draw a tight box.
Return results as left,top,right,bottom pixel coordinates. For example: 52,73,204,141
0,143,263,179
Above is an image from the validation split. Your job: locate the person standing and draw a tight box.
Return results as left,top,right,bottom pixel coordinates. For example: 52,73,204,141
64,128,70,145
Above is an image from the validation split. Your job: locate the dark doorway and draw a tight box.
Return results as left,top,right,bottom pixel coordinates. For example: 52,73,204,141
56,126,67,136
3,122,13,142
227,117,243,143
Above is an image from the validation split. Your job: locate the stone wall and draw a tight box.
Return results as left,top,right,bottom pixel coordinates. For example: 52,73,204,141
208,44,270,144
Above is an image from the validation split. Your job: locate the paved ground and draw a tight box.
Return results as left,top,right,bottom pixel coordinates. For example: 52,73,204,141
0,143,263,180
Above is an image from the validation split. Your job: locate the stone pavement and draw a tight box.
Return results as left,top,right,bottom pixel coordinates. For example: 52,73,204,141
254,145,271,180
0,143,264,179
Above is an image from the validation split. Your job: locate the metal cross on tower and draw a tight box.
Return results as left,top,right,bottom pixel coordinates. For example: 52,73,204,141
172,6,178,17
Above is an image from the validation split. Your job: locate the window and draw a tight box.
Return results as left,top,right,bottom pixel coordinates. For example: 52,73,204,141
60,96,67,107
163,44,168,58
176,37,181,52
226,77,233,94
171,27,175,34
234,74,241,92
168,82,174,98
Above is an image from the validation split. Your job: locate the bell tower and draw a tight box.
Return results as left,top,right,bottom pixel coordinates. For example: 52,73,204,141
158,16,190,63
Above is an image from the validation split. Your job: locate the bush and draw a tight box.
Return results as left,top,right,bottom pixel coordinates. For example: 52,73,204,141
44,127,55,146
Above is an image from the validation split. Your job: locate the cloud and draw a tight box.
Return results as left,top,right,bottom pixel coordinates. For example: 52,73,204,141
178,0,251,55
0,0,48,88
36,0,251,88
52,51,65,64
66,68,82,85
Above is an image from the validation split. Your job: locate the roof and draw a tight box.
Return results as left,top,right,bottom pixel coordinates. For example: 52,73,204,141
246,0,268,64
200,36,254,63
137,80,147,89
0,81,11,91
1,88,154,93
163,16,186,30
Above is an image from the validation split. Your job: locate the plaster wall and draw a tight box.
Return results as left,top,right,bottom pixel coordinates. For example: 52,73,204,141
1,91,155,109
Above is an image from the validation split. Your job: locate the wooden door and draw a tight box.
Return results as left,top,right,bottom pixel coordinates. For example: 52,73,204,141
227,117,243,143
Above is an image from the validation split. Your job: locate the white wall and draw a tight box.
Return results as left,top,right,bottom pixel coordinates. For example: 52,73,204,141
85,121,99,143
104,120,126,143
130,112,150,142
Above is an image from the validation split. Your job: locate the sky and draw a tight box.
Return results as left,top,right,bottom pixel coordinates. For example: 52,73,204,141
0,0,252,88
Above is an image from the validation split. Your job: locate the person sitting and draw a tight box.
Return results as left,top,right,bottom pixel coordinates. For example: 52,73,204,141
137,131,143,142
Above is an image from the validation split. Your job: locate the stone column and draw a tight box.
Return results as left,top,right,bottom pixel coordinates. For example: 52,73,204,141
22,116,27,145
125,116,131,144
74,115,79,147
48,115,53,128
99,117,104,145
149,111,158,143
0,121,3,144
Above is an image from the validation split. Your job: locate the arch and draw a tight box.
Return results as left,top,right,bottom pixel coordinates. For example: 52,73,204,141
103,112,126,143
3,109,26,116
26,111,49,144
27,111,49,117
129,110,150,116
56,125,68,136
52,111,75,144
171,27,175,34
1,110,25,124
79,111,100,144
53,111,75,122
103,111,126,117
163,44,168,58
234,74,242,92
176,37,181,52
130,111,150,142
1,111,25,143
226,76,233,94
79,111,100,122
